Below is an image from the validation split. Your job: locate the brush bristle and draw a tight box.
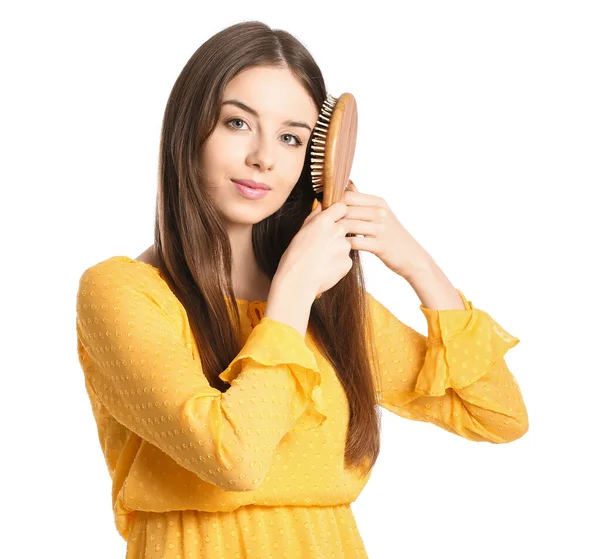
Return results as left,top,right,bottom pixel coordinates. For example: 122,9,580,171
310,93,338,198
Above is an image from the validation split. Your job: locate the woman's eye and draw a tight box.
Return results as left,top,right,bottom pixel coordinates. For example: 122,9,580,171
226,118,303,148
227,118,248,130
282,134,303,147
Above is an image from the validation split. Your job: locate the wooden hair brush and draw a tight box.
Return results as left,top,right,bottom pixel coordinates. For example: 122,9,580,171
310,92,358,209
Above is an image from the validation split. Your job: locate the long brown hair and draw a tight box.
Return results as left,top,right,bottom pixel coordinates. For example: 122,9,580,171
153,20,382,476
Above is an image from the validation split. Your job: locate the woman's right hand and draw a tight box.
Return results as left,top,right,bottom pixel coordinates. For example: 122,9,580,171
274,200,354,299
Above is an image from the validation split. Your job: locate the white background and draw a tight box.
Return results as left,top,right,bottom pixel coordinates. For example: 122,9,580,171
2,1,598,557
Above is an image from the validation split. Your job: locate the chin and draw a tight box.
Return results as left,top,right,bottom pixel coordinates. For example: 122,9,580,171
221,208,270,227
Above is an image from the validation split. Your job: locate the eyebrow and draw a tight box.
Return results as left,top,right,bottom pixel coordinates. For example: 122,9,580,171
221,99,313,132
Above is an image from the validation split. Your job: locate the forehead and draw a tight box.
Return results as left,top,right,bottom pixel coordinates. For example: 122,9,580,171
222,66,318,122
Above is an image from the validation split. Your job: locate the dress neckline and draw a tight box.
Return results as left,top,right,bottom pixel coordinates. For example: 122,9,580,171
115,256,268,306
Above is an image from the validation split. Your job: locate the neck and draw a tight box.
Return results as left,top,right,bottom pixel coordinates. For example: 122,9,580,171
227,223,271,300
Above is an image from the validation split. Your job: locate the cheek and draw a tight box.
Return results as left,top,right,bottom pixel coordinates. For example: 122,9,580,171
287,152,307,183
201,137,235,177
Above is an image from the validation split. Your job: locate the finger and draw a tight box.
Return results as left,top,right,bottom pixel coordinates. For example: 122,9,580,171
305,199,322,223
347,234,374,253
341,218,374,237
328,200,350,221
343,205,376,222
347,179,358,192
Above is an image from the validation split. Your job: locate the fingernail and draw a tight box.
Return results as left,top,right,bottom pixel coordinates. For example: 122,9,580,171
312,199,318,211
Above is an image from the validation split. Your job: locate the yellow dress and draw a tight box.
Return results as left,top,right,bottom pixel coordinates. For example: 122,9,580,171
75,256,528,558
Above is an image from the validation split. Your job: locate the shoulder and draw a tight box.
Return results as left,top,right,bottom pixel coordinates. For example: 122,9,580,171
77,255,167,301
76,255,188,333
76,257,190,355
80,255,147,279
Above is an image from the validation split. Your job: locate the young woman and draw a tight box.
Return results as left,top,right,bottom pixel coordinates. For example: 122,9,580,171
76,20,528,559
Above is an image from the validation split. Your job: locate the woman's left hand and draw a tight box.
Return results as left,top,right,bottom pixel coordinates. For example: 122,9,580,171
340,180,434,281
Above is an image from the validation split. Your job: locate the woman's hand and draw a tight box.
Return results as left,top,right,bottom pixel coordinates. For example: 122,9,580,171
340,180,434,281
275,200,354,300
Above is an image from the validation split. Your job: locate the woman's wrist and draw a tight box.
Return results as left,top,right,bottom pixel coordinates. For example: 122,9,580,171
264,276,316,337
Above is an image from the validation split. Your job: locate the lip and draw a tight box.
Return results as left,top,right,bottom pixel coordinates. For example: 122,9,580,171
231,178,272,190
233,180,270,200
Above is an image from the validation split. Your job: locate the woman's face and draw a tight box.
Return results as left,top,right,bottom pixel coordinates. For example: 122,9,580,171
199,66,319,226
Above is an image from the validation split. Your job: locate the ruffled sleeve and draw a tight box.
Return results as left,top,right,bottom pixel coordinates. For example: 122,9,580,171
367,289,528,443
219,317,327,432
415,290,520,396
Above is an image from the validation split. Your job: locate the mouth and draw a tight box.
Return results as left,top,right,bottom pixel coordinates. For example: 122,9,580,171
232,180,271,200
231,178,272,190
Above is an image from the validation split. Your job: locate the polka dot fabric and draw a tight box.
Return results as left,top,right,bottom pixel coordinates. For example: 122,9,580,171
76,256,527,558
367,292,528,443
126,505,366,558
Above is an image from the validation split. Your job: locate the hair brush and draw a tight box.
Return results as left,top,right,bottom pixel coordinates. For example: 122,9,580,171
310,92,358,209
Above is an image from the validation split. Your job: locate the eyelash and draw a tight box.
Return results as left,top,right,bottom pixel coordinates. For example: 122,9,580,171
225,118,304,148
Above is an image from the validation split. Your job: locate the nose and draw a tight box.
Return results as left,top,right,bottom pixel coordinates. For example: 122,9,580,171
246,135,275,171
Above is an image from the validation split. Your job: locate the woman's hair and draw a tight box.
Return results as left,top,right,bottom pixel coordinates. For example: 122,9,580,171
153,20,382,476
